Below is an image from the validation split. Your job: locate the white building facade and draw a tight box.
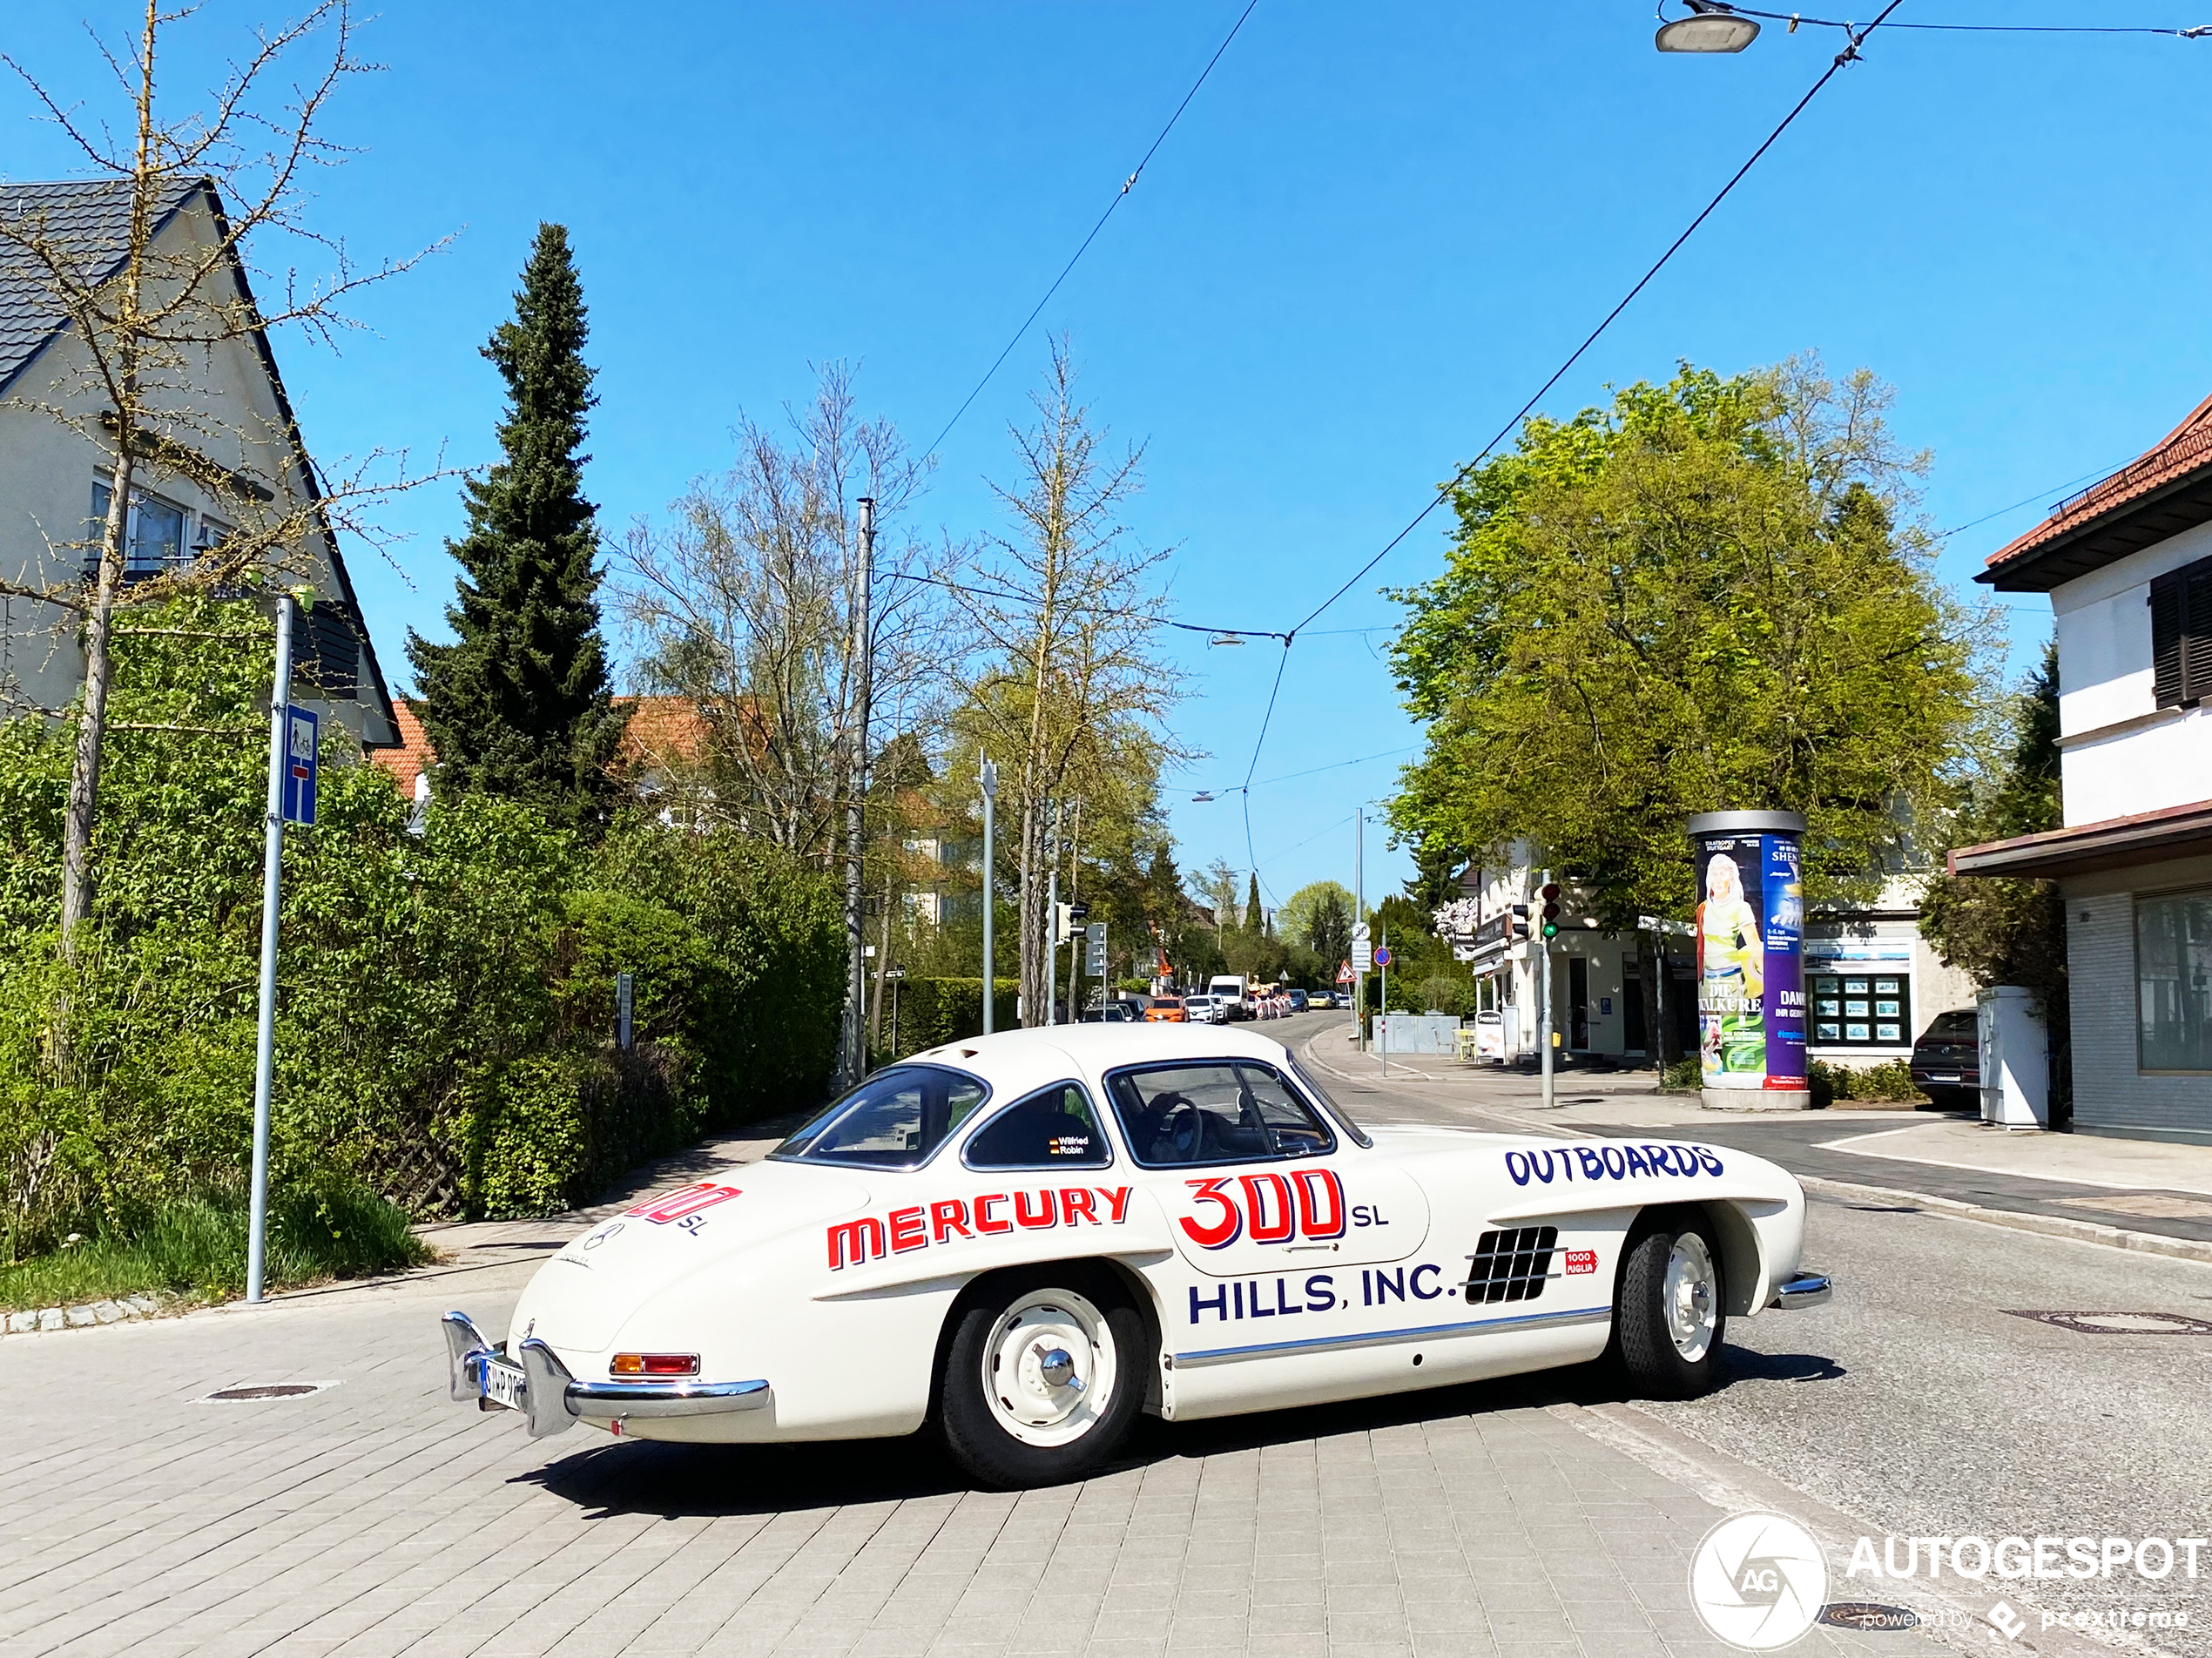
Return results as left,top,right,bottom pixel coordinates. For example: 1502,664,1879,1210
1957,393,2212,1143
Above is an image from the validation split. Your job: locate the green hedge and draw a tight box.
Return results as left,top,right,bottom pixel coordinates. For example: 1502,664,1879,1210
883,977,1020,1061
0,596,846,1249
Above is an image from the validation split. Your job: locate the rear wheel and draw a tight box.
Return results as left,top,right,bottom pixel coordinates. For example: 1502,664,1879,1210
939,1268,1147,1488
1613,1212,1727,1399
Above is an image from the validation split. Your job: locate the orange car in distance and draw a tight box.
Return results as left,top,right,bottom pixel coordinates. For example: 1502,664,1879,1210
1143,997,1188,1023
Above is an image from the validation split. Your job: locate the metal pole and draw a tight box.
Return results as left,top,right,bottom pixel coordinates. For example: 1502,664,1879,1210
1354,807,1365,1052
840,497,875,1088
246,593,294,1304
1045,799,1060,1027
980,758,996,1035
1539,867,1554,1109
1067,799,1082,1022
1652,923,1667,1074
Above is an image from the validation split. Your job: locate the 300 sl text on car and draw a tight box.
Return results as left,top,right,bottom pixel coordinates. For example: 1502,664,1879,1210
442,1025,1831,1486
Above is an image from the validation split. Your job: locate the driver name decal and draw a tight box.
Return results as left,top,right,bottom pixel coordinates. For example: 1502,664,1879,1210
1504,1144,1724,1187
827,1185,1132,1269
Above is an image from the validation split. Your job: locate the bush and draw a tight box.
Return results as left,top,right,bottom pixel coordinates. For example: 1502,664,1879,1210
0,596,848,1250
1809,1057,1925,1107
1413,974,1474,1019
883,977,1021,1060
1660,1056,1701,1093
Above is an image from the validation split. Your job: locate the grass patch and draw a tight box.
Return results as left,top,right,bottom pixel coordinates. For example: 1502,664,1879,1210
0,1178,434,1314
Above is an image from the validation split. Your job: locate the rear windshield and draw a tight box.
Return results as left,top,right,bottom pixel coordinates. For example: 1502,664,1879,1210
772,1065,989,1169
1925,1010,1978,1038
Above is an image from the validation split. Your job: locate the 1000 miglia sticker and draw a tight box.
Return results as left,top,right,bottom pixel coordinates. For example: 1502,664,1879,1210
1505,1144,1724,1186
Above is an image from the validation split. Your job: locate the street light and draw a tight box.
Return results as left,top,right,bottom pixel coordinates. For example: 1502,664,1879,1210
1656,0,1761,52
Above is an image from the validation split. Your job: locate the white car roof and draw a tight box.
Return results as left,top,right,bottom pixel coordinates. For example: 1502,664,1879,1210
908,1021,1292,1088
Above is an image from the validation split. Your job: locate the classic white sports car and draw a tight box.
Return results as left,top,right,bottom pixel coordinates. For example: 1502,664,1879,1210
442,1024,1831,1487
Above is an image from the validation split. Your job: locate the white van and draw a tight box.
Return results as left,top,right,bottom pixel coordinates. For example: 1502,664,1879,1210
1206,974,1251,1021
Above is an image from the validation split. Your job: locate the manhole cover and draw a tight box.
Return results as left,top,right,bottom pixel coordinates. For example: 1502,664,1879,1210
2054,1194,2212,1221
1817,1603,1921,1632
200,1381,337,1402
2006,1311,2212,1335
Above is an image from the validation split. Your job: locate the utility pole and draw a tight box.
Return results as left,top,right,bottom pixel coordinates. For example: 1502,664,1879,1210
1538,866,1555,1110
1044,799,1061,1027
1066,798,1083,1022
980,757,997,1035
838,496,875,1090
1354,806,1366,1052
246,593,295,1304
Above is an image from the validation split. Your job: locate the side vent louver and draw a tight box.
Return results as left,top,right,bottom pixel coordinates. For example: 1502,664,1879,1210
1466,1225,1558,1304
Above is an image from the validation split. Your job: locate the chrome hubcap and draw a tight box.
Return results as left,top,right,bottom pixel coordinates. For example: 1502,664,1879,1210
1664,1232,1719,1363
982,1291,1116,1447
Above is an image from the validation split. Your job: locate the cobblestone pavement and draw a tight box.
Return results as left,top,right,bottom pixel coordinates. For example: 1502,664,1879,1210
0,1247,1937,1658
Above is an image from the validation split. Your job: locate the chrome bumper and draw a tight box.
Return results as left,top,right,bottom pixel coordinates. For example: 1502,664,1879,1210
442,1311,772,1439
1770,1270,1833,1310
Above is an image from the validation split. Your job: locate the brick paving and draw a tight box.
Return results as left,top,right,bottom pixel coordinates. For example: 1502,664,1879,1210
0,1233,1932,1658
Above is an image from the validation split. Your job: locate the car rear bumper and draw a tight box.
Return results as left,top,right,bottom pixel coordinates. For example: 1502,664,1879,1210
442,1311,772,1439
1770,1270,1833,1310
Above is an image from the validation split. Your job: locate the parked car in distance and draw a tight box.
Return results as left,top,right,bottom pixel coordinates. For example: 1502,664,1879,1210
1143,998,1188,1024
1909,1008,1981,1109
1082,1001,1145,1024
1184,995,1222,1026
1286,989,1309,1013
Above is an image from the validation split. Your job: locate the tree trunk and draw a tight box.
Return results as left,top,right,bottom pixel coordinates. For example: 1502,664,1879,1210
1017,797,1041,1027
60,448,137,962
1638,932,1669,1073
869,864,892,1050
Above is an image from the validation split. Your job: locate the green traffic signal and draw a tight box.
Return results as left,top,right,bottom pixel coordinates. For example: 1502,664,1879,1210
1541,921,1558,939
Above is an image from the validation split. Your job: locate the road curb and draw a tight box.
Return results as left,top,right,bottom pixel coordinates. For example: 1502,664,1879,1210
1797,1173,2212,1267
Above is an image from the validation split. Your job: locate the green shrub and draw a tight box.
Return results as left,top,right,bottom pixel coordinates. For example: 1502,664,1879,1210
1660,1056,1702,1092
1809,1057,1925,1107
882,977,1020,1060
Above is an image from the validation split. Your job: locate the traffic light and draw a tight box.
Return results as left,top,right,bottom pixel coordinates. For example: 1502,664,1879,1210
1507,904,1530,942
1539,882,1561,940
1054,902,1075,944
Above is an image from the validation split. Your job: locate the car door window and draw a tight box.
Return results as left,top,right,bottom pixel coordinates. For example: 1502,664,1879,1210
772,1065,988,1168
1108,1062,1334,1168
965,1082,1113,1169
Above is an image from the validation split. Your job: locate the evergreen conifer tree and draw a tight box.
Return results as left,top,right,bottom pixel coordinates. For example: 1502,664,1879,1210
407,223,629,827
1244,873,1263,934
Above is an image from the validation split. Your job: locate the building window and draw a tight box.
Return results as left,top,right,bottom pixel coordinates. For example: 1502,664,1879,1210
2135,891,2212,1071
2150,554,2212,708
88,480,186,578
1808,972,1912,1047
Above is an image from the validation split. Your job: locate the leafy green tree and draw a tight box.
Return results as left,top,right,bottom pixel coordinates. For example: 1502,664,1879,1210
1919,639,2067,1106
1389,358,1989,1057
1279,880,1354,965
408,224,630,829
1244,873,1263,933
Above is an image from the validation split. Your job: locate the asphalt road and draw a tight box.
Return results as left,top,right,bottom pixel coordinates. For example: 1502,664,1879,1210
1277,1013,2212,1647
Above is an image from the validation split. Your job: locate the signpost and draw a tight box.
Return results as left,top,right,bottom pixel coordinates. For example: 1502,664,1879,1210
246,595,298,1304
1085,922,1106,979
617,972,635,1050
280,705,318,826
979,759,996,1034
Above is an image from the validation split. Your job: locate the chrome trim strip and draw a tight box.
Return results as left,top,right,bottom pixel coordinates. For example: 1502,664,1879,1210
1772,1270,1833,1310
569,1378,773,1419
1171,1304,1612,1369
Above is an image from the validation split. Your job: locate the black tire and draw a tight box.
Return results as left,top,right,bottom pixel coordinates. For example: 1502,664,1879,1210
1612,1210,1727,1399
938,1265,1149,1489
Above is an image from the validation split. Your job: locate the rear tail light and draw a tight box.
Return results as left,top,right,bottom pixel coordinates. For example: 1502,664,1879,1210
610,1353,699,1378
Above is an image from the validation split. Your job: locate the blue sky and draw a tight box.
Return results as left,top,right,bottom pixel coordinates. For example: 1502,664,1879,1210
10,2,2212,907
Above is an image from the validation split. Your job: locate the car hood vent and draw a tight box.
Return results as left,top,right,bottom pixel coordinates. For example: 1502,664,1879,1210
1467,1225,1557,1304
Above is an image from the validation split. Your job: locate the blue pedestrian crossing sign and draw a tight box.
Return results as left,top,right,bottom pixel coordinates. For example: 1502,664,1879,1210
280,704,319,826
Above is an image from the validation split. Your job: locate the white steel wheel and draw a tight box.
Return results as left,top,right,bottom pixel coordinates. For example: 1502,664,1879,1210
980,1289,1117,1449
1663,1230,1720,1364
940,1269,1149,1489
1613,1211,1728,1399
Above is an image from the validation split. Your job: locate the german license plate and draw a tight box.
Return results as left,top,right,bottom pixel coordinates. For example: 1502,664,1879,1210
1925,1073,1959,1085
481,1358,529,1412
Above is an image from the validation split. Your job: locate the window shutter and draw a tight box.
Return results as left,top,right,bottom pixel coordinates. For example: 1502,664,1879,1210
2153,569,2187,708
2186,562,2212,704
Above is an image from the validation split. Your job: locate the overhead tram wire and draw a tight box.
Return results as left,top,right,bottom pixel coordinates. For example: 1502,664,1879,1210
918,0,1262,463
1207,0,1907,897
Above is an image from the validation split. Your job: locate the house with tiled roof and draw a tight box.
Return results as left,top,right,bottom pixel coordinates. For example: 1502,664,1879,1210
1954,390,2212,1143
374,696,718,823
0,177,399,748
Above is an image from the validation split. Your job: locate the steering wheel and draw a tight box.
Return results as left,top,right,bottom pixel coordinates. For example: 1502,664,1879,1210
1150,1099,1201,1163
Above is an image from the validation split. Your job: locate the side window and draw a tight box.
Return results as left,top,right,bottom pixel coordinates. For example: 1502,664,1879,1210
772,1065,988,1168
965,1082,1112,1169
1108,1062,1334,1168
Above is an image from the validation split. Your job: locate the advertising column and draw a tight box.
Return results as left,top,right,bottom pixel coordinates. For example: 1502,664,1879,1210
1687,810,1809,1110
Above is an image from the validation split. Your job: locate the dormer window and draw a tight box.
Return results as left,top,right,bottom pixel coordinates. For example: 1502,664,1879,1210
87,479,186,579
2150,554,2212,708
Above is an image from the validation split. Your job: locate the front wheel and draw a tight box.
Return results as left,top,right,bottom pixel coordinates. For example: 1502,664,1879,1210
1613,1212,1727,1399
939,1268,1148,1488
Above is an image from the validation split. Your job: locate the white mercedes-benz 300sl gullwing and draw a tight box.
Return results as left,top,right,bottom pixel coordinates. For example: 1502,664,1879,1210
442,1024,1831,1487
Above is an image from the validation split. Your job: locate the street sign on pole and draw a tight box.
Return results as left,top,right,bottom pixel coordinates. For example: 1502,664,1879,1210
617,971,634,1049
1352,920,1372,974
1084,922,1106,977
1372,945,1393,968
1336,961,1354,985
280,704,318,826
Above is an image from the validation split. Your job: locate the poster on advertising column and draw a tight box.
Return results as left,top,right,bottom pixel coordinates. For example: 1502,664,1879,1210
1688,810,1808,1108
